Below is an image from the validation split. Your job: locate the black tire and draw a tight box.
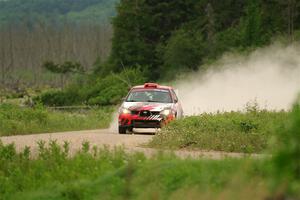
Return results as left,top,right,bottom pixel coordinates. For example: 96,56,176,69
128,127,133,133
118,126,127,134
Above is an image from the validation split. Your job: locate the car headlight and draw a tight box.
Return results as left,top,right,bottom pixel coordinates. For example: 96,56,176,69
120,108,131,114
160,109,172,116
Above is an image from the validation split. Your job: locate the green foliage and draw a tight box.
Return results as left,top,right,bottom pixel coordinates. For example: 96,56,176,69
213,27,243,55
110,0,197,80
1,103,299,199
239,0,266,47
162,29,204,79
0,141,270,200
86,68,146,105
0,103,113,136
270,100,300,197
150,110,288,153
36,68,146,106
109,0,300,81
34,90,82,107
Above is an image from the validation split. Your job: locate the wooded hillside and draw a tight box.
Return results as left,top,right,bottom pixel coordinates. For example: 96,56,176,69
109,0,300,80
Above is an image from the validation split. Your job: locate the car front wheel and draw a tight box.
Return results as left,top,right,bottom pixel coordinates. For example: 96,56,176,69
118,126,127,134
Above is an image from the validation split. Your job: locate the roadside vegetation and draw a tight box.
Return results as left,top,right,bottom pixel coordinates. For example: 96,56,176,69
0,104,114,136
0,141,265,200
0,102,299,199
150,105,289,153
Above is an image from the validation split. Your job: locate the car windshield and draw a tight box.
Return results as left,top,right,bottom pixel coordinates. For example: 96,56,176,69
126,89,172,103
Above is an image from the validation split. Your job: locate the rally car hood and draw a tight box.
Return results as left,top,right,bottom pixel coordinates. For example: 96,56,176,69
122,102,173,112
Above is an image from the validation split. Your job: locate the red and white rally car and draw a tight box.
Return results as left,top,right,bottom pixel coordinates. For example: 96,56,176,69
118,83,183,134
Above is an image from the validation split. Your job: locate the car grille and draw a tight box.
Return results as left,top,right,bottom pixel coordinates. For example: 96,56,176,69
140,110,151,117
139,110,160,117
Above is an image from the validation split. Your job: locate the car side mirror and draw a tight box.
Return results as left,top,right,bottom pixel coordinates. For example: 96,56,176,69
174,99,178,103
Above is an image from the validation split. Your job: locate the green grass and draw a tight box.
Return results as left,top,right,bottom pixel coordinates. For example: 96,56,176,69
149,109,289,153
0,140,270,200
0,104,114,136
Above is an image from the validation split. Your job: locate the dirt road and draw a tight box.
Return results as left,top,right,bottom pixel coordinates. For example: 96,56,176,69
0,129,261,159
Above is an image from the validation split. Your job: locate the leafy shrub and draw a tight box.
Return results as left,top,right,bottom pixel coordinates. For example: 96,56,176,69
150,110,288,153
35,68,146,106
86,74,128,106
34,90,82,106
270,100,300,197
85,68,146,105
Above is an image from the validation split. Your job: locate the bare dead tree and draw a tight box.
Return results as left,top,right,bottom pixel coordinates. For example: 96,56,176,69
0,21,112,89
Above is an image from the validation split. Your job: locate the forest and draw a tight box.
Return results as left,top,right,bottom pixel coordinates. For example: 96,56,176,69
110,0,300,80
1,0,300,106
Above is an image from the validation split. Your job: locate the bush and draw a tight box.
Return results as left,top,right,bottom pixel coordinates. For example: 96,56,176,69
35,90,82,106
35,68,146,106
270,100,300,197
84,68,145,105
150,110,288,153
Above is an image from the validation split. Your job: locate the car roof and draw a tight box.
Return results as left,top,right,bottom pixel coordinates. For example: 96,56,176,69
131,83,173,90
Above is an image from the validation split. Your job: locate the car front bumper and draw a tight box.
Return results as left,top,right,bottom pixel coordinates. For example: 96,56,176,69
118,113,175,129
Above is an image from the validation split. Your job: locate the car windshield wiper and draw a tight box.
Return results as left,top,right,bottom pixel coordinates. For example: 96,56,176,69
126,100,136,102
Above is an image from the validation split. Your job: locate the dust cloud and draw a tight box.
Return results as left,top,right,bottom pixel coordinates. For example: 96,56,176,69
109,111,119,133
175,43,300,115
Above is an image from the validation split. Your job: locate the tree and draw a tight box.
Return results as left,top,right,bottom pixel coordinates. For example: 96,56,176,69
110,0,152,73
204,3,216,44
0,21,112,88
240,0,264,47
163,29,204,79
110,0,197,80
43,61,84,88
277,0,300,42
